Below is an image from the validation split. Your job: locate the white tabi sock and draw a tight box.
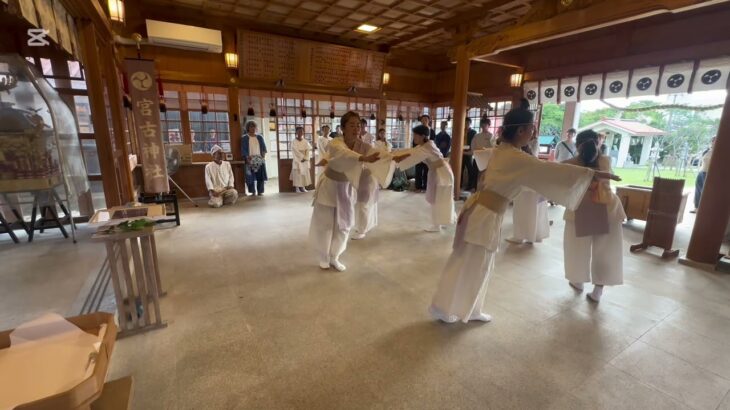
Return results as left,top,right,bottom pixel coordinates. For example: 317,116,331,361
330,259,346,272
569,282,584,291
588,285,604,302
469,312,492,322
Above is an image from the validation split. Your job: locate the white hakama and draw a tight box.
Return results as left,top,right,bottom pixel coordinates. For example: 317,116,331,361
353,140,393,238
309,138,393,268
395,141,456,228
291,138,312,188
511,189,550,243
563,156,625,287
430,144,595,323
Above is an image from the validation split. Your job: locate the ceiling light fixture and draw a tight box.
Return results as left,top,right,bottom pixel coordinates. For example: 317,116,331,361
108,0,125,23
356,24,380,33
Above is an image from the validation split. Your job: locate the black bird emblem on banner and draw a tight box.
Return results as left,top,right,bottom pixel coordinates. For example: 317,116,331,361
636,77,653,91
701,70,722,85
666,74,685,89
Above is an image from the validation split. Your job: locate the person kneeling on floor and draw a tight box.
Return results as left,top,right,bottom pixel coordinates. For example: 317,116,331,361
205,145,238,208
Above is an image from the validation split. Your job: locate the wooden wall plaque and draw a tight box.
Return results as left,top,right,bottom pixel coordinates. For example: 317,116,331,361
238,30,385,90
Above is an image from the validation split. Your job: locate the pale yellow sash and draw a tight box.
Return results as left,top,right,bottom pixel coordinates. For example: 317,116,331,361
325,167,349,182
464,189,509,214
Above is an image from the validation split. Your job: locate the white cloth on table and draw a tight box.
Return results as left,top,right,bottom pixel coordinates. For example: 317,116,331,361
430,144,594,322
562,155,625,286
205,161,234,193
291,138,312,187
396,140,455,226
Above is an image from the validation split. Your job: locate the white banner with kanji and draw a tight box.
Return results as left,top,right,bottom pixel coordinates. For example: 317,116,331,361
125,59,170,193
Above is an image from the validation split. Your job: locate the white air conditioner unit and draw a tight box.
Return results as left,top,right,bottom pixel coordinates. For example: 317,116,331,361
146,19,222,53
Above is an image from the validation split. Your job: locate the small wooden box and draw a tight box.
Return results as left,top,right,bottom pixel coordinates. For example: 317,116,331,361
0,313,118,410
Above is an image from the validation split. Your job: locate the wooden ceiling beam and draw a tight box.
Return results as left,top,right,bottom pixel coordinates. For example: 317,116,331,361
387,0,523,50
466,0,730,59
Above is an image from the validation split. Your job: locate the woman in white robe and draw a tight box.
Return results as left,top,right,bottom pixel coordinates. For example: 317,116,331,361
395,124,455,231
374,128,392,153
351,131,393,240
507,136,551,244
309,111,394,271
562,130,625,302
291,127,312,192
429,102,620,324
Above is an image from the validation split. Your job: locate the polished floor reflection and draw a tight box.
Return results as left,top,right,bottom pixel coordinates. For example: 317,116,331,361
1,189,729,409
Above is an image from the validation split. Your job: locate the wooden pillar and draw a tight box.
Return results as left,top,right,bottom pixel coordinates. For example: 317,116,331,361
378,97,387,133
449,45,470,198
77,20,122,207
562,101,580,134
686,92,730,264
99,42,135,203
229,87,242,160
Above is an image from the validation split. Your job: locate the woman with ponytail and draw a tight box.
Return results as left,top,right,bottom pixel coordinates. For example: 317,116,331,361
429,103,620,324
561,130,625,302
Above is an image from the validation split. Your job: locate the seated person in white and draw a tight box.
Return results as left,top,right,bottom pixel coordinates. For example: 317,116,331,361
394,124,455,232
205,145,238,208
290,126,312,193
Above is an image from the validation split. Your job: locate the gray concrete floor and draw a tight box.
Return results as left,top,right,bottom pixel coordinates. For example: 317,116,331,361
2,189,730,409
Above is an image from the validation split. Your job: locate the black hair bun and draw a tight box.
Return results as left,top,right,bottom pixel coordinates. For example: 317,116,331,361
519,98,531,110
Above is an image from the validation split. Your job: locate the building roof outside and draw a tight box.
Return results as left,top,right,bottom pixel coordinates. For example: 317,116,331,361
579,119,666,137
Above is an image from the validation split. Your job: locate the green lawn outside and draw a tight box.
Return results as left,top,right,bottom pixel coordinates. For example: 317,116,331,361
613,167,698,189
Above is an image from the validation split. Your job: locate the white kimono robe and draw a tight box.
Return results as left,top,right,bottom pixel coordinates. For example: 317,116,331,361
353,140,393,236
562,156,625,286
395,141,456,226
511,144,551,243
291,138,312,188
429,144,594,323
309,138,394,264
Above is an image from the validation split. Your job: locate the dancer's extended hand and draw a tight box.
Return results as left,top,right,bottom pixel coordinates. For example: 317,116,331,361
316,159,328,166
393,153,410,163
594,171,621,181
359,152,380,163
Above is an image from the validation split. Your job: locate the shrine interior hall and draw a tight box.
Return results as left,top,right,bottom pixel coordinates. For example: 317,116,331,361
2,0,730,409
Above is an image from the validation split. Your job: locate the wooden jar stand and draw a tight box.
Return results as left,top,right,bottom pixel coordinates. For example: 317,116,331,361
92,227,167,338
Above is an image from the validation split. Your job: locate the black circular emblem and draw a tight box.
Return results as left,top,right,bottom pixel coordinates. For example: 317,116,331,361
584,83,598,95
701,69,721,85
609,81,624,94
526,90,537,100
636,77,653,91
667,74,685,89
564,86,575,97
544,88,555,98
